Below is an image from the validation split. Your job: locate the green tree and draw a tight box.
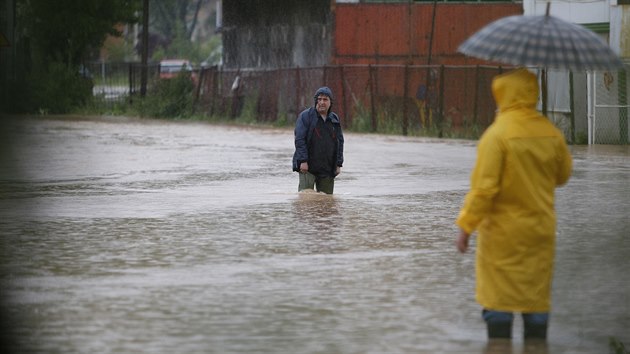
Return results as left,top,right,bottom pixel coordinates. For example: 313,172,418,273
148,0,220,64
18,0,139,67
10,0,140,113
151,0,205,44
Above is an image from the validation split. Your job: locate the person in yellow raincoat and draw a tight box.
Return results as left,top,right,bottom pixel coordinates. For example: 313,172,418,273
455,68,572,340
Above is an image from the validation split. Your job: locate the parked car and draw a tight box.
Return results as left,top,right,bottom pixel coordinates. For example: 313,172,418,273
159,59,198,85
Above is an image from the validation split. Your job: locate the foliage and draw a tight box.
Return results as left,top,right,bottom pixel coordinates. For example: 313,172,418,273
76,96,132,117
274,112,290,128
104,38,137,62
610,337,629,354
349,102,374,132
137,74,194,118
345,98,484,139
150,0,209,43
575,131,589,145
6,62,93,114
151,20,200,62
201,37,223,66
146,0,221,64
151,23,221,65
17,0,139,67
3,78,31,114
234,92,259,124
11,0,139,113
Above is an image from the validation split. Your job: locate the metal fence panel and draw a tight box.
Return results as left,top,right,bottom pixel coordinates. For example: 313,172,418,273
594,67,629,144
88,62,630,143
86,62,160,106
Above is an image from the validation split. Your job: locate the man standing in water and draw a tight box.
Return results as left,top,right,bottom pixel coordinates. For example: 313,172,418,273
455,68,572,340
292,86,344,194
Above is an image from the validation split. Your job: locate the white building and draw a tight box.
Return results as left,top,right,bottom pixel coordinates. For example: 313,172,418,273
523,0,629,144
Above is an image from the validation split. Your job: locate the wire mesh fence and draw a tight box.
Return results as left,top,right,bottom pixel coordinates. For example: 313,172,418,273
593,68,629,144
85,62,160,107
195,64,507,139
86,61,629,143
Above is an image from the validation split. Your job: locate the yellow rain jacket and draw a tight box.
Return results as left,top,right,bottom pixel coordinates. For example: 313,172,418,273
456,68,572,313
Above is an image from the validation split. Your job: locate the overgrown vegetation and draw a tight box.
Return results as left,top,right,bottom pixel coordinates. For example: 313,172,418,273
33,63,94,114
79,87,488,140
151,24,221,65
136,73,194,118
4,0,223,115
5,62,95,115
610,337,629,354
347,99,485,139
3,0,139,114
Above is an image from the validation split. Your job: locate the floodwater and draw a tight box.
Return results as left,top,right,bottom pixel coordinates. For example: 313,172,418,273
0,115,628,354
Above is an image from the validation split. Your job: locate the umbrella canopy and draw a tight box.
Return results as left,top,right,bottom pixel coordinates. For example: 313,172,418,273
458,10,624,71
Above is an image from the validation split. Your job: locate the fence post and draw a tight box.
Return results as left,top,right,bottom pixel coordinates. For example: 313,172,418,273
295,66,301,120
437,65,445,138
369,64,377,132
340,65,348,128
209,66,217,116
619,69,628,144
192,67,203,113
402,64,410,136
230,69,241,118
569,71,575,144
128,63,133,105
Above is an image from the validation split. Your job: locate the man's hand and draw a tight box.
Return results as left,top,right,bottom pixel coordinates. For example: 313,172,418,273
335,166,341,176
300,162,309,173
456,229,471,253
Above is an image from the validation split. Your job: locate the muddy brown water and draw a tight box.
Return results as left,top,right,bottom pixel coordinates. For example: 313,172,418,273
0,115,628,353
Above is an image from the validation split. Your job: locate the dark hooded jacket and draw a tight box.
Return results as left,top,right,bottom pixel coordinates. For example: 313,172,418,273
292,86,344,175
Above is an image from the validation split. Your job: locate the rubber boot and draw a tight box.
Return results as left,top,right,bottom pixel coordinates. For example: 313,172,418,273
487,322,512,339
482,309,513,339
524,323,547,339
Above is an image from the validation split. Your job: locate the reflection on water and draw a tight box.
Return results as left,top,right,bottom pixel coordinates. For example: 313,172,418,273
483,339,549,354
0,116,628,353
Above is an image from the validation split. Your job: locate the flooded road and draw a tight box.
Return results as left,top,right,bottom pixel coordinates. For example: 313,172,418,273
0,115,628,353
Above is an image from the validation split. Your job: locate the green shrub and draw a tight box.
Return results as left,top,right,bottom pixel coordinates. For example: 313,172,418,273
575,131,589,145
235,91,259,124
2,79,31,114
609,337,628,354
138,73,193,118
6,62,94,114
349,103,374,133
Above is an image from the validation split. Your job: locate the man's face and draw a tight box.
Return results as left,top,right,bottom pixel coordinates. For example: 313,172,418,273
316,94,331,115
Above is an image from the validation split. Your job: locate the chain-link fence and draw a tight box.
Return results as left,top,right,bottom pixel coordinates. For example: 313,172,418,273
195,64,508,138
593,67,629,144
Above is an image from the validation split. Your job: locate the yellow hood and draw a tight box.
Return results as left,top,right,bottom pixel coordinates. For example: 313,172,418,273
492,68,539,112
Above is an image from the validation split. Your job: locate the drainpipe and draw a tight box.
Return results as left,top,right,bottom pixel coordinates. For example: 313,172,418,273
587,71,594,145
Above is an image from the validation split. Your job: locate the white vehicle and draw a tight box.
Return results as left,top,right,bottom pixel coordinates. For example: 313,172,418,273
159,59,197,83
